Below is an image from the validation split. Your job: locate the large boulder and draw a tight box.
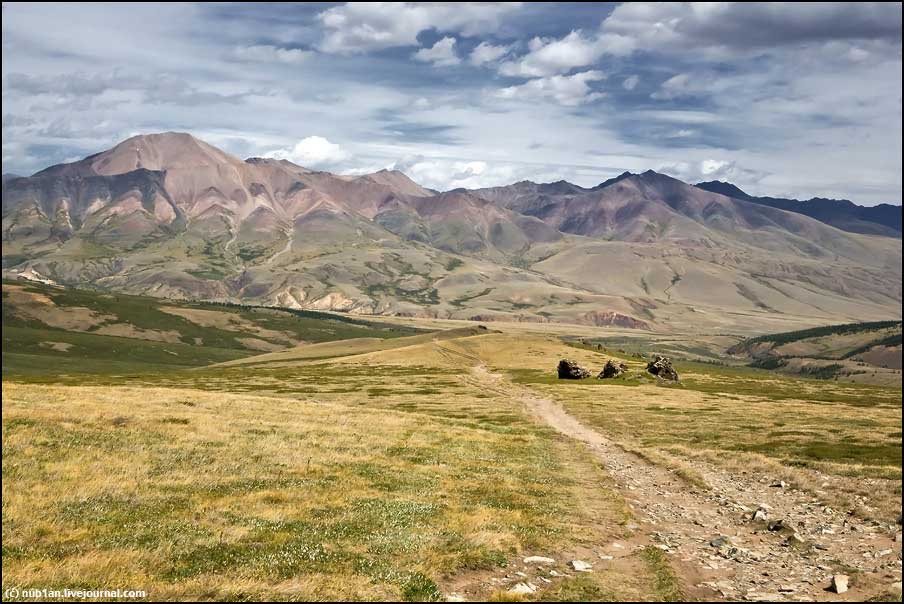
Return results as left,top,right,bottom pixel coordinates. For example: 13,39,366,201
557,359,591,379
646,355,679,381
598,360,627,379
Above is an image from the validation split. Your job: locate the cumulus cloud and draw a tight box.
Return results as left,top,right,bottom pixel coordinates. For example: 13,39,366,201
622,74,640,90
390,155,530,190
264,136,351,169
231,45,312,64
413,37,461,67
468,41,512,66
495,70,606,106
656,159,767,184
498,30,633,78
650,73,695,100
318,2,522,54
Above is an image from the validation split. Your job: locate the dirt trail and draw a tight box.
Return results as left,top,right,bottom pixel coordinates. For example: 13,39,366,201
265,230,294,265
467,364,903,602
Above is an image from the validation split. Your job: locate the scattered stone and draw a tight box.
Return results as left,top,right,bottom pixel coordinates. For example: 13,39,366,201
890,581,902,594
752,508,768,522
446,594,467,602
746,591,783,601
770,480,788,488
570,560,593,572
523,556,556,565
830,574,849,594
508,583,537,595
768,519,787,531
785,533,806,546
598,359,628,379
598,554,614,561
877,548,893,557
710,536,730,548
557,359,591,379
645,355,679,381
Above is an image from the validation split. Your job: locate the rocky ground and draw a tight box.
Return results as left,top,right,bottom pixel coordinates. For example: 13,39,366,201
452,366,903,602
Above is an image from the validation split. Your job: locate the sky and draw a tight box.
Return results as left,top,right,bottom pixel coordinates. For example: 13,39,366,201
2,2,902,205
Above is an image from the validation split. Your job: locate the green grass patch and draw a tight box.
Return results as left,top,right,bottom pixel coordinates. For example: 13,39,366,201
641,546,685,602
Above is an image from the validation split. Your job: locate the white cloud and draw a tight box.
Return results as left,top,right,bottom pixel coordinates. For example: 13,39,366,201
650,73,694,100
1,2,900,205
498,30,632,78
318,2,522,54
264,136,350,169
495,70,606,106
468,41,512,66
622,74,640,90
231,45,312,65
391,155,529,190
413,37,461,67
701,159,733,177
664,129,696,139
846,46,871,62
656,159,767,184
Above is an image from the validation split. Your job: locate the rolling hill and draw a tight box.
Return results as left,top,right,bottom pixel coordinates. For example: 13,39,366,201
2,279,422,376
727,320,902,385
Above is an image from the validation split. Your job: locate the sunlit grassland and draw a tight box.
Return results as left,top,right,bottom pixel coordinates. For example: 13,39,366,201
506,346,902,521
1,372,650,601
3,323,901,600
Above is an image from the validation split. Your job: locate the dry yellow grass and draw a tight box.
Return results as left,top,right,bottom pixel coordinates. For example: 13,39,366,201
4,327,900,600
1,376,650,601
213,326,489,368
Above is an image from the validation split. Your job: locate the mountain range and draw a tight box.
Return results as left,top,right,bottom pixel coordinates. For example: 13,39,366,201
695,180,902,237
3,132,901,334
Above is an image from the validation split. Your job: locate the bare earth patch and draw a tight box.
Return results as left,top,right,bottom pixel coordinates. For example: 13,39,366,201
158,306,299,345
39,341,73,352
94,323,183,343
235,337,286,352
5,284,114,330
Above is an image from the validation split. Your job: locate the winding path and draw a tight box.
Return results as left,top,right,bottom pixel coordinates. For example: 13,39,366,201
467,363,902,601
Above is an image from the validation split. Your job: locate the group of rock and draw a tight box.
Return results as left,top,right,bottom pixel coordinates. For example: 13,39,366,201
465,555,596,600
556,355,679,381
